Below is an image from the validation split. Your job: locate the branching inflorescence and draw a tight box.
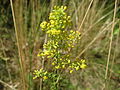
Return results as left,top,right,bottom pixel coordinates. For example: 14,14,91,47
33,6,87,89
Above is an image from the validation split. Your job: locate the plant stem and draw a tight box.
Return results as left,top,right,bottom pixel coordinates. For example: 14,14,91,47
10,0,27,90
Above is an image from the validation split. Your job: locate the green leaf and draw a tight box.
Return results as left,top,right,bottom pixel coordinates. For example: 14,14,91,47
0,56,9,61
113,28,119,35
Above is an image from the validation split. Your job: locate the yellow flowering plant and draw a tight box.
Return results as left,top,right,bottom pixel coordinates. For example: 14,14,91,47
33,6,87,90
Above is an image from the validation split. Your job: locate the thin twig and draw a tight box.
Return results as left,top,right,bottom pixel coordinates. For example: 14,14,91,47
39,34,48,90
78,0,94,31
104,0,117,89
108,23,119,81
0,80,16,90
105,0,117,80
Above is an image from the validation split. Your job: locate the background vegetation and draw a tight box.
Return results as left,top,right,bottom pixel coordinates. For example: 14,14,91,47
0,0,120,90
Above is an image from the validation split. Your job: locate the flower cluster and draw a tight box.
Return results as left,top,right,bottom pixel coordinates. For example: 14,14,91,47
40,6,71,32
33,68,60,83
69,59,87,73
33,68,48,80
33,6,87,89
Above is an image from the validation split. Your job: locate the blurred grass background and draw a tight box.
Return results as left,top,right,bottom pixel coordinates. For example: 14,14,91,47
0,0,120,90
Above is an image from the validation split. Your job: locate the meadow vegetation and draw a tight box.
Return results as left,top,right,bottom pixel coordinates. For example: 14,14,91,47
0,0,120,90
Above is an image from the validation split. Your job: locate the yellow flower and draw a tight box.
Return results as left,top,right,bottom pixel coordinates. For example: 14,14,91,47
70,70,73,73
81,59,85,63
70,30,74,33
71,45,74,48
37,53,40,57
75,66,79,71
62,25,65,29
47,29,61,35
43,76,48,80
53,6,57,9
44,71,48,75
61,6,64,9
67,55,70,57
62,65,65,68
50,20,55,25
33,76,37,79
60,58,62,60
76,31,81,35
55,65,60,69
68,60,70,63
63,20,66,23
67,16,71,19
44,51,50,55
40,21,47,29
68,44,71,47
64,6,67,10
80,64,86,69
40,68,43,72
52,62,55,65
